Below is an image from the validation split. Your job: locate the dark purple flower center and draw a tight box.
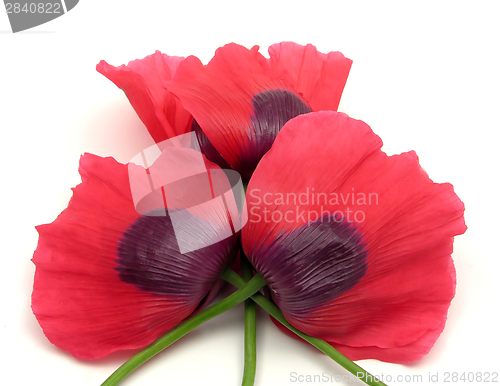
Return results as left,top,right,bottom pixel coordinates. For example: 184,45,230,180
249,89,312,157
116,210,238,299
192,119,231,170
196,89,312,180
249,214,367,317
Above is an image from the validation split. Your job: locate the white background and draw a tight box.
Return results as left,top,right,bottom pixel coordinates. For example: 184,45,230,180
1,1,499,385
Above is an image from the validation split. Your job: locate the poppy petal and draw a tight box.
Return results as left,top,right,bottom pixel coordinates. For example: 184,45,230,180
97,52,192,143
192,118,231,169
32,153,238,359
272,315,447,363
166,44,283,176
267,42,352,111
249,214,368,321
167,43,350,180
243,111,466,362
330,323,448,363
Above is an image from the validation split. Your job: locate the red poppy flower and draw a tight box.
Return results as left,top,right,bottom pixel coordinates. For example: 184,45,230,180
98,42,352,180
31,149,241,359
242,111,466,363
36,43,464,368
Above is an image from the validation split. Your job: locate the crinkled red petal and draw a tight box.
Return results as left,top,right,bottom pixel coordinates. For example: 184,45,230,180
272,315,447,363
243,111,466,362
32,154,207,358
166,43,282,172
292,239,457,363
97,51,192,143
166,43,351,177
267,42,352,111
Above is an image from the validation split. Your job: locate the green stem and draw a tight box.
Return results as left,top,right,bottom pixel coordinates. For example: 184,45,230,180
101,270,267,386
220,269,388,386
241,253,257,386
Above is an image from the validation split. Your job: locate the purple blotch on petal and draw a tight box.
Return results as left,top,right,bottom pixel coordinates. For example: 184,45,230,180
194,89,311,180
249,214,367,317
240,89,312,180
250,89,312,152
116,210,238,301
192,119,231,170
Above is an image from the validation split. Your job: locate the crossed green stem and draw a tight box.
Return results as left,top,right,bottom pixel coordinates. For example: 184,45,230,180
101,272,267,386
101,267,387,386
221,268,388,386
241,254,257,386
